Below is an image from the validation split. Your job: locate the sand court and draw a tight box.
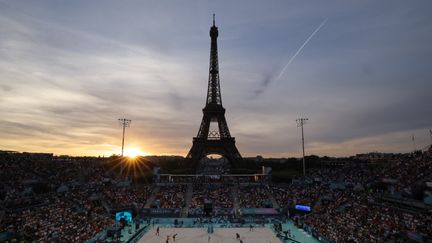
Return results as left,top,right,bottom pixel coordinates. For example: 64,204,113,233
139,227,282,243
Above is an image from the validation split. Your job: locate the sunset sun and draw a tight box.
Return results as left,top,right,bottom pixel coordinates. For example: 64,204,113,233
123,147,147,158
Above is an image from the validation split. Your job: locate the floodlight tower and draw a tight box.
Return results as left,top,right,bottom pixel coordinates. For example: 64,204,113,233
296,118,308,176
118,118,132,157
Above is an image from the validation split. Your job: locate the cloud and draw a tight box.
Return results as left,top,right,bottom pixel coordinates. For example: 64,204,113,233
0,0,431,157
253,73,272,97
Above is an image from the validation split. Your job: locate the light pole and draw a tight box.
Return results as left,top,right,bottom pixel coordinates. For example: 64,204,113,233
118,118,131,156
296,118,308,176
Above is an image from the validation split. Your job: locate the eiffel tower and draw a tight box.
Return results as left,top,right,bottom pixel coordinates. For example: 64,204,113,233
186,15,242,165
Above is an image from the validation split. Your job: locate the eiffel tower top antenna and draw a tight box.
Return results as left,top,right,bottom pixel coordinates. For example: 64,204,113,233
207,13,221,106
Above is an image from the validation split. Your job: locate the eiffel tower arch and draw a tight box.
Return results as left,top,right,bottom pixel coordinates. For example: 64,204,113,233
186,15,242,166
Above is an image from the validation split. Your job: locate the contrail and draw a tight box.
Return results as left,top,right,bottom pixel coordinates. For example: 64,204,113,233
275,18,328,82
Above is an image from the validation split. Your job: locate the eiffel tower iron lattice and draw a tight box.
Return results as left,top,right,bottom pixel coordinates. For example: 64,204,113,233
186,15,242,165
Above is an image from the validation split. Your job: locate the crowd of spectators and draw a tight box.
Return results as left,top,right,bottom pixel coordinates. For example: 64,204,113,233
378,154,432,196
0,153,147,242
1,149,431,242
238,185,272,208
103,185,152,209
190,184,233,208
2,190,114,242
272,183,330,208
301,193,432,242
153,185,186,208
272,151,432,242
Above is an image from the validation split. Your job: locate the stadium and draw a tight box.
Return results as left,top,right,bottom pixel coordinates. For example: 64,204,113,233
1,149,432,242
1,1,432,243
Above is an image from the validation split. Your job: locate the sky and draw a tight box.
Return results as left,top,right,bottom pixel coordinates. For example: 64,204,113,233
0,0,431,157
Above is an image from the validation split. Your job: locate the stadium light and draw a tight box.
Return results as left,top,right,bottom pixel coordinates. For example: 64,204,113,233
296,118,308,176
118,118,132,157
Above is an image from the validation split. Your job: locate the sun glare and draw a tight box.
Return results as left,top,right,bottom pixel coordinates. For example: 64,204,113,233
123,147,147,158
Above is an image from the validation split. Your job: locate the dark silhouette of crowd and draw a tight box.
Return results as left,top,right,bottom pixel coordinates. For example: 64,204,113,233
0,153,149,242
153,185,186,208
1,149,431,242
272,151,432,242
238,185,272,208
190,184,233,208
